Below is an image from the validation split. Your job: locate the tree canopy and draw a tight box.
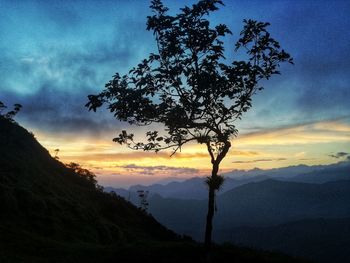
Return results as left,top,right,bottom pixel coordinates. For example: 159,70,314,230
87,0,292,163
0,101,22,123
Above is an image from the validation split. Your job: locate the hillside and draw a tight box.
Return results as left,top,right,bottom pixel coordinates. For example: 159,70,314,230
0,117,307,263
0,117,178,262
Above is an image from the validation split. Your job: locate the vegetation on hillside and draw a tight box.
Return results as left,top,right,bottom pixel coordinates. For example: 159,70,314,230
0,100,22,123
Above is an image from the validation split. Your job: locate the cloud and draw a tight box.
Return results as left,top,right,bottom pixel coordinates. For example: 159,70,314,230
0,25,143,136
2,0,350,131
116,164,199,176
230,150,259,157
273,1,350,117
232,158,287,164
237,118,350,146
229,0,350,130
328,152,349,159
298,158,315,161
2,87,119,137
0,1,152,136
62,151,209,162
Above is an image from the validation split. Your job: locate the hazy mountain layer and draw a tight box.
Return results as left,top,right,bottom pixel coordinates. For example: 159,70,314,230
147,179,350,237
106,161,349,200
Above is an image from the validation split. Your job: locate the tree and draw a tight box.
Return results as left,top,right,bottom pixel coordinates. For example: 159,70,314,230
65,162,100,189
86,0,292,251
54,148,60,159
137,190,150,212
0,101,22,123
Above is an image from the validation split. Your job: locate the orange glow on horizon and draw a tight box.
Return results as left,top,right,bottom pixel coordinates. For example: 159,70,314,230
28,118,350,187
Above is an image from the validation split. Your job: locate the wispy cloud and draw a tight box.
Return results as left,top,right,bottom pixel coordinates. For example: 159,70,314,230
62,151,209,162
328,152,349,159
115,164,199,176
237,118,350,146
232,158,287,164
230,150,260,157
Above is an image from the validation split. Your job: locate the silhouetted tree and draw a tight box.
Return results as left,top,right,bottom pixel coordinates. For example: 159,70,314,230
54,149,60,159
66,162,99,188
0,101,22,123
86,0,292,251
137,190,150,212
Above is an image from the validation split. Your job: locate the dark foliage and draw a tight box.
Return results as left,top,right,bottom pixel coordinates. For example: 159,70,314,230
65,162,102,190
137,189,150,211
0,100,22,123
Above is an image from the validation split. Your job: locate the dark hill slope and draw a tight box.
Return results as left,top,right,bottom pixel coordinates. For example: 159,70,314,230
0,118,306,263
0,117,176,262
0,117,175,242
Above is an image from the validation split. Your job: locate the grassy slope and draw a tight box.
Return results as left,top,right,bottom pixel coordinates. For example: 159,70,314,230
0,117,307,263
0,117,176,262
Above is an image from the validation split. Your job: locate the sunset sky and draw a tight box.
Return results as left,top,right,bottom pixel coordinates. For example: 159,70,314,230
1,0,349,187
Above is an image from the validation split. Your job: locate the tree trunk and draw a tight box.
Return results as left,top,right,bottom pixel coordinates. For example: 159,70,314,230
204,162,219,251
204,140,231,256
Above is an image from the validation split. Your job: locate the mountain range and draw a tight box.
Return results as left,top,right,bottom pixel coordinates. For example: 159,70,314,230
146,179,350,237
105,158,350,263
106,161,350,201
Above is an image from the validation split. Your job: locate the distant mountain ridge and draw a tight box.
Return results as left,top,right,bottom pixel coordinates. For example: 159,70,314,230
105,175,271,201
224,164,324,178
142,178,350,263
288,162,350,183
146,179,350,238
106,161,350,201
102,140,350,263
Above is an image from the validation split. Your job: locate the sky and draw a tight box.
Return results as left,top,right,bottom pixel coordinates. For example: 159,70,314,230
1,0,350,187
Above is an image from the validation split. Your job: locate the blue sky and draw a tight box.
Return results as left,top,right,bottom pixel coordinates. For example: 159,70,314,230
1,0,350,186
